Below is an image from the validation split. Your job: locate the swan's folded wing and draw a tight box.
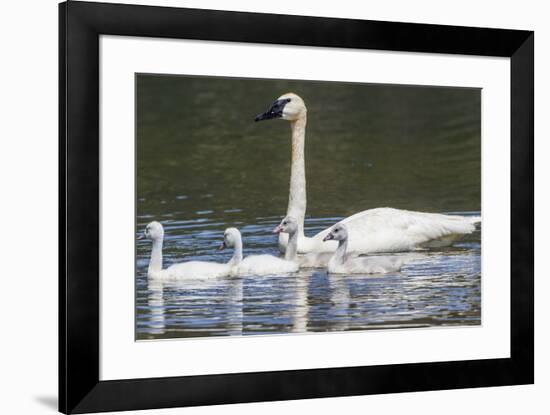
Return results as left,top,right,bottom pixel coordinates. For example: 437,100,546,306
238,255,298,276
298,252,333,268
313,207,479,253
166,261,231,280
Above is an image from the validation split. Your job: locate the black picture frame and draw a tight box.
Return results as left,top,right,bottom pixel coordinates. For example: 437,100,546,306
59,1,534,413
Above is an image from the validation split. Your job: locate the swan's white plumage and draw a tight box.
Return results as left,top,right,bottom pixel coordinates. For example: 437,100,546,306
310,208,479,254
324,223,418,274
143,221,234,281
296,252,334,268
327,255,405,274
223,227,299,276
152,261,232,281
256,93,481,255
279,208,480,254
273,216,332,269
235,254,298,276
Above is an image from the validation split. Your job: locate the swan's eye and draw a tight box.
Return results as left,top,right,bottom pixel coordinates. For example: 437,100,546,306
283,221,287,225
334,229,339,233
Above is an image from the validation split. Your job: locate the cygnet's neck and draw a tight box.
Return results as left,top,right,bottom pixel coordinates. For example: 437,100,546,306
284,230,299,261
228,235,243,266
287,115,307,238
148,237,163,275
333,238,348,265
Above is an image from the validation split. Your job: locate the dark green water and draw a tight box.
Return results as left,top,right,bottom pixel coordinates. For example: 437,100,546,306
136,74,481,340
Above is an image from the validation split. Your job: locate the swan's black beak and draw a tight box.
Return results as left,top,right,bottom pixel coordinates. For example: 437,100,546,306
323,233,334,242
254,98,290,122
218,241,227,250
272,224,283,234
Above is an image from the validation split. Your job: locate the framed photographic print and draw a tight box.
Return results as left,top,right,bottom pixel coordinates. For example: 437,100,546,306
59,1,534,413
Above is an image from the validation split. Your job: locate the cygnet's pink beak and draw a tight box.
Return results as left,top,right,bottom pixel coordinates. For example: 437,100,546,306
272,224,283,234
323,233,334,242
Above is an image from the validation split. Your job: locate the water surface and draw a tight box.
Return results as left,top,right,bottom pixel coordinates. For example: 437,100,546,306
136,75,481,340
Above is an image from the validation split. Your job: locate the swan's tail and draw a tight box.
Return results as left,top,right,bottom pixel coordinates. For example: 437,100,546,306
419,213,481,244
468,216,482,225
434,214,480,235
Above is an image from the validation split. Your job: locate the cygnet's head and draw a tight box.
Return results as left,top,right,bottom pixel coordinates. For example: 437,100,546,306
323,223,348,242
142,221,164,241
255,93,306,122
220,227,241,250
272,216,299,235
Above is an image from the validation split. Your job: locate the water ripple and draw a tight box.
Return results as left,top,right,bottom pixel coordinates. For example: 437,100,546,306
136,213,481,340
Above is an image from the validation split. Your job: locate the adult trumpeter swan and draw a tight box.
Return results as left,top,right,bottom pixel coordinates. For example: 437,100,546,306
255,92,481,254
142,221,235,280
221,227,298,276
323,223,407,274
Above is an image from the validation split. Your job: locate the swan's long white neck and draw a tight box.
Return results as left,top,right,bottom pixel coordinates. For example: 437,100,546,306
333,238,348,265
229,235,243,266
287,116,307,238
284,230,299,261
148,238,163,274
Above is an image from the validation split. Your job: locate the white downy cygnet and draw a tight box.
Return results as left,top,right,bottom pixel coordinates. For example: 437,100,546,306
323,223,406,274
274,216,333,268
221,227,298,276
142,221,235,280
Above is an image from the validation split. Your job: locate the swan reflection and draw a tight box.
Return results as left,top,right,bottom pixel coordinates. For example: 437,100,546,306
328,274,350,332
146,279,166,335
137,233,480,339
290,274,309,333
225,278,243,336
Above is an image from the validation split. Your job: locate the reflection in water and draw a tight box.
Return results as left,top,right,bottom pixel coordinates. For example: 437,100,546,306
135,76,481,340
226,278,243,336
328,274,351,332
135,216,480,340
290,275,309,333
146,279,165,336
